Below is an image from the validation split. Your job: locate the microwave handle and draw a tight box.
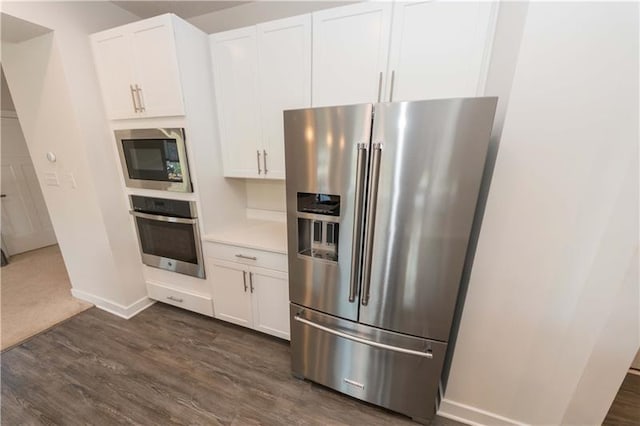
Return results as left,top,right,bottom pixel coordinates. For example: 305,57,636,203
129,210,197,225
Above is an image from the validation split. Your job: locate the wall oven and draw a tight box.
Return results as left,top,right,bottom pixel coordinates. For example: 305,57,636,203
115,128,193,192
130,195,204,278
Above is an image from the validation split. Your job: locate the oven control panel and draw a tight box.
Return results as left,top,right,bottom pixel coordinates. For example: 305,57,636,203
130,195,196,219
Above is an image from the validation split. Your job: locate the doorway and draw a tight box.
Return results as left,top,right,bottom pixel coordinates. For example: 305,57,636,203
0,67,91,351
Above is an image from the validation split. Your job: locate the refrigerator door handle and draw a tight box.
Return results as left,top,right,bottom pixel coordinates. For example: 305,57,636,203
348,143,368,302
361,143,383,306
294,314,433,359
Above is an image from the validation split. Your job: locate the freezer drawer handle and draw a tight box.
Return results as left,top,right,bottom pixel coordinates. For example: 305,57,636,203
294,315,433,359
349,143,368,302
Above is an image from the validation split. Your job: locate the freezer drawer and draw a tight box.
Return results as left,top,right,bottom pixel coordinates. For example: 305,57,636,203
290,304,447,423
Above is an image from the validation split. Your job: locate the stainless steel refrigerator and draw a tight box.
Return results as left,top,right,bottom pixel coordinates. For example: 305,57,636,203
284,97,497,423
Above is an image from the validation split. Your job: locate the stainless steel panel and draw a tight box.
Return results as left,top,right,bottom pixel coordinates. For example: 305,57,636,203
115,128,192,193
130,200,205,279
360,98,498,341
284,104,373,321
290,304,447,423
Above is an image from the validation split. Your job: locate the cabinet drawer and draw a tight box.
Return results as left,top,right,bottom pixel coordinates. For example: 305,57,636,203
204,242,287,272
147,281,214,317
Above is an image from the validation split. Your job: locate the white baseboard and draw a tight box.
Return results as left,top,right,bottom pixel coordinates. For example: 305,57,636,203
71,289,155,319
438,398,528,426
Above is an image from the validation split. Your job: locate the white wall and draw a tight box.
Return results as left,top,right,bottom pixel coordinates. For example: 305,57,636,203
440,3,639,425
1,69,16,112
1,2,150,317
246,180,286,212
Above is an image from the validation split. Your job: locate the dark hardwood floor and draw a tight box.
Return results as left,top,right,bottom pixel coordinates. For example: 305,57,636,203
604,372,640,426
1,304,463,425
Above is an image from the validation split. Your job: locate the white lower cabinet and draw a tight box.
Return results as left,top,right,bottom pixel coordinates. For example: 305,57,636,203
208,256,290,340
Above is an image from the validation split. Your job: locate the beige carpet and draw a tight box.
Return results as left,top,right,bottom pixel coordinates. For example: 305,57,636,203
1,244,92,350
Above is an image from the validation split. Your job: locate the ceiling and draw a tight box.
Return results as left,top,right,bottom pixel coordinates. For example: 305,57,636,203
1,12,51,43
110,1,250,20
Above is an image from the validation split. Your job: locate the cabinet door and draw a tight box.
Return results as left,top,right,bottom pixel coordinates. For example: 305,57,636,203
91,31,137,119
250,266,290,340
131,15,185,117
312,2,392,107
209,259,252,328
387,2,497,102
210,27,262,178
257,15,311,180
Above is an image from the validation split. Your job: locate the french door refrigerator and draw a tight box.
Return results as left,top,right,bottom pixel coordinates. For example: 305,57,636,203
284,97,497,423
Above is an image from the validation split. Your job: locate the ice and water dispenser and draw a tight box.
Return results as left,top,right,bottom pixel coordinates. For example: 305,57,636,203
297,192,340,262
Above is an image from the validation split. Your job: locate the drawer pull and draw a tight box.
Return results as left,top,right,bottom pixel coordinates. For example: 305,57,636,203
235,254,257,261
167,296,184,303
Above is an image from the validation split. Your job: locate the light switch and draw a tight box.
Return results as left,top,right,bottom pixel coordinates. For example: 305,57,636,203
62,172,77,189
43,172,59,186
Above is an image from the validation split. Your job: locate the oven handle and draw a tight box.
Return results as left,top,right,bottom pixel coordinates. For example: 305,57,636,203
129,210,198,225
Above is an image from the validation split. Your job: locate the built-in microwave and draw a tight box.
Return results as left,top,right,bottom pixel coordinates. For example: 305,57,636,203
115,128,193,192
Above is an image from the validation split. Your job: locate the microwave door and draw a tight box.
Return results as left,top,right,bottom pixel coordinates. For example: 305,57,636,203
123,139,173,181
115,128,193,193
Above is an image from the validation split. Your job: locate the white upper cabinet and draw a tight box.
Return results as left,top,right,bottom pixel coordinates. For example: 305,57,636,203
91,14,185,119
387,2,497,102
312,2,393,107
210,27,262,178
311,1,498,106
257,16,312,179
210,15,311,179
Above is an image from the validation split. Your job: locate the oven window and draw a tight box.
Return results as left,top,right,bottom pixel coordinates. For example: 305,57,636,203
122,139,183,182
136,217,197,264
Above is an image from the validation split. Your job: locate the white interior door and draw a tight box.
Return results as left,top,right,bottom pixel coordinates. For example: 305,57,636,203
388,1,497,102
312,2,393,107
0,116,56,255
257,14,312,180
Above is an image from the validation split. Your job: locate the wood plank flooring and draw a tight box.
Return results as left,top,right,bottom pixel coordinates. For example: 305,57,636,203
1,303,463,425
603,372,640,426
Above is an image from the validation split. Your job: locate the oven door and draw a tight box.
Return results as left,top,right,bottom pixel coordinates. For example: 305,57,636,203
116,128,192,193
131,211,205,278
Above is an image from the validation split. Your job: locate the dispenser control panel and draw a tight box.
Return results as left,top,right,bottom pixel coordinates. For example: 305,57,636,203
297,192,340,262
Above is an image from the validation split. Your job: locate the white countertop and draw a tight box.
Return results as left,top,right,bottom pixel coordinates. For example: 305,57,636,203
203,219,288,254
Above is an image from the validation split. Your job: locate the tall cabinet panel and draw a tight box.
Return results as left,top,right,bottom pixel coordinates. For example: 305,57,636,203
257,15,312,179
387,2,497,101
312,2,392,107
210,27,262,178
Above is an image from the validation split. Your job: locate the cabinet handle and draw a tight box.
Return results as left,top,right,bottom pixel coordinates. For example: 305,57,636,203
235,254,257,261
377,71,383,103
389,70,396,102
135,84,145,112
256,150,262,175
130,84,139,112
242,271,248,292
263,149,268,175
249,272,254,293
167,296,183,303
